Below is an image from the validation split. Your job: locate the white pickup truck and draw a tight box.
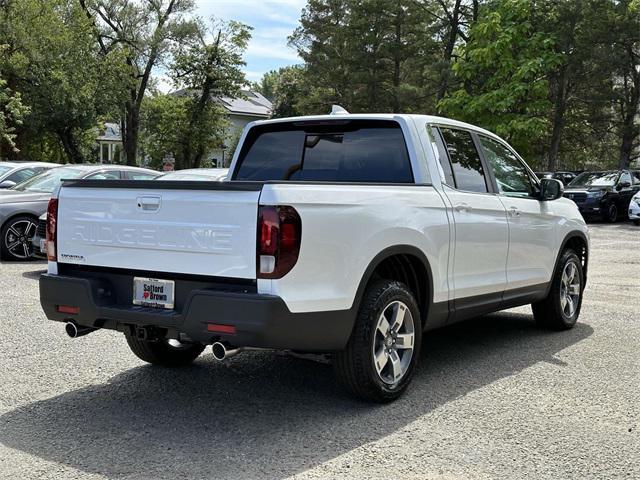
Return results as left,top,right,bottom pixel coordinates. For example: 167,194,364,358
40,112,589,402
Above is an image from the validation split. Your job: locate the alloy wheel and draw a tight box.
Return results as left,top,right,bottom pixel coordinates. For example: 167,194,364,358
560,261,581,318
372,300,415,385
4,219,36,260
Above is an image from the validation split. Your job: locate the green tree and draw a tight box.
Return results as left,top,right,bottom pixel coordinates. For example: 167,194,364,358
254,65,310,117
252,69,280,100
288,0,467,114
439,0,563,160
0,74,28,157
170,19,251,168
79,0,198,165
0,0,118,162
413,0,479,103
140,93,227,169
610,0,640,168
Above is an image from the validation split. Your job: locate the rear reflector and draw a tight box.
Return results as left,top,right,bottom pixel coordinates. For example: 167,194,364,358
57,305,79,315
206,324,237,334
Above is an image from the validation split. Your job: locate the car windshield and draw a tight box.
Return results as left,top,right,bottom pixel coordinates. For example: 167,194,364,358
0,165,13,176
568,171,618,188
12,167,86,193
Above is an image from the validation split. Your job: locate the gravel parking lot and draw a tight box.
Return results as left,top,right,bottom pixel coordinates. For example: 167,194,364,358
0,224,638,480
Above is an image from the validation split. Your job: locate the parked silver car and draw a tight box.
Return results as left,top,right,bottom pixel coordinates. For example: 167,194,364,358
0,164,159,261
0,161,58,188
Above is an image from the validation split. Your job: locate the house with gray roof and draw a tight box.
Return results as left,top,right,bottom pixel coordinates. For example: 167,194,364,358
210,90,272,166
96,90,272,166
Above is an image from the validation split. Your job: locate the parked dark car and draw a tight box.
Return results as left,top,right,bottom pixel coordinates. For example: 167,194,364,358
563,170,640,222
535,171,578,186
0,164,159,261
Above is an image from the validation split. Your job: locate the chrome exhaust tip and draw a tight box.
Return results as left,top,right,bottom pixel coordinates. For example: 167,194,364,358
211,342,242,361
65,321,97,338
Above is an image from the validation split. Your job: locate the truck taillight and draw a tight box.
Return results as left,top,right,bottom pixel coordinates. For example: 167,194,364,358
46,198,58,261
257,205,301,279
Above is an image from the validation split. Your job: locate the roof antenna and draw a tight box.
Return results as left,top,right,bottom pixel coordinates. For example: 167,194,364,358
330,105,349,115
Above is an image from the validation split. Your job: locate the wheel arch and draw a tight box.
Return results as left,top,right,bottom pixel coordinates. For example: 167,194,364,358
1,211,40,229
555,230,589,288
351,245,435,328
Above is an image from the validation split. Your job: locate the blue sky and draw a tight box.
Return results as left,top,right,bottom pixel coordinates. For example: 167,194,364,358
195,0,305,82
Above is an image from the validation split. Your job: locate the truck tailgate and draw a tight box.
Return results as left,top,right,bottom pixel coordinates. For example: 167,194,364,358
56,181,261,279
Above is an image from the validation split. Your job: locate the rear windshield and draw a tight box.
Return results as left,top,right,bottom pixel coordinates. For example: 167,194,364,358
233,120,413,183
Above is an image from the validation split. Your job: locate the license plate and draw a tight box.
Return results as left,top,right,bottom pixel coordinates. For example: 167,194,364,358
39,239,46,251
133,277,175,309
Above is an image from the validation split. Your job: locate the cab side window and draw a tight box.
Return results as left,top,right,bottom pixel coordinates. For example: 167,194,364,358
479,135,534,198
439,127,488,193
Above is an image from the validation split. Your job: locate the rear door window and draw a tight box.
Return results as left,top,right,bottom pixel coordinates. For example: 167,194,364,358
234,120,413,183
439,128,488,193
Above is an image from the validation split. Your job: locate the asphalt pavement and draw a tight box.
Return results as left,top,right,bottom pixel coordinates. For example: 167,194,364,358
0,223,638,479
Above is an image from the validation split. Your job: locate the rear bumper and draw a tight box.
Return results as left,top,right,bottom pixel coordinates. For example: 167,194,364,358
39,274,354,352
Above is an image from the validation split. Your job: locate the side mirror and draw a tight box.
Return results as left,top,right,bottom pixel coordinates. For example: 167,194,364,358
540,178,563,201
0,180,16,188
617,181,631,190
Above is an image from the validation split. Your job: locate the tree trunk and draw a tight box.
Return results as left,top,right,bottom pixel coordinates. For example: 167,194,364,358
619,125,636,169
392,6,403,112
123,95,138,166
181,31,222,169
57,128,84,164
547,66,569,171
618,55,640,169
192,146,205,169
436,0,462,103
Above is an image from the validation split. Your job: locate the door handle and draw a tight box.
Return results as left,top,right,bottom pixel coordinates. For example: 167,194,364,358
508,206,521,217
137,196,161,212
454,203,471,212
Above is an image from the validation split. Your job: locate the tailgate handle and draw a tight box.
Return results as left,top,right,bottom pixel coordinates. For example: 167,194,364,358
137,196,161,212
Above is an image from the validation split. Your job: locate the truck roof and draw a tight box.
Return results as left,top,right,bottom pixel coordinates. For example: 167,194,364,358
251,113,504,143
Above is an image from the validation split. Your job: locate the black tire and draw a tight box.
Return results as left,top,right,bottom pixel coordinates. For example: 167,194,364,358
634,219,640,226
532,249,584,330
125,335,205,367
1,215,37,261
603,203,618,223
334,280,422,403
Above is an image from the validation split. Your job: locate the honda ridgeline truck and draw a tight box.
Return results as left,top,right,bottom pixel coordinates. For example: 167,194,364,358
39,112,589,402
